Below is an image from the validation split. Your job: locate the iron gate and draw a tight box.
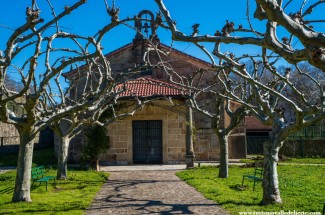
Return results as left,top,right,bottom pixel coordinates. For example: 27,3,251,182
246,136,269,155
133,120,162,164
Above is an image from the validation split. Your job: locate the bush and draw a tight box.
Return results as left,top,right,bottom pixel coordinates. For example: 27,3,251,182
83,125,109,170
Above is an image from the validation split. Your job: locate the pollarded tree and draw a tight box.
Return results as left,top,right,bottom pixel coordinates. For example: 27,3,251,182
50,2,167,179
155,0,325,70
154,0,325,205
211,88,248,178
216,49,325,204
4,74,23,92
0,0,142,202
156,59,249,177
53,100,147,179
52,113,90,180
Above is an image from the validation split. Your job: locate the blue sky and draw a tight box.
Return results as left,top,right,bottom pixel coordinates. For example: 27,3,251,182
1,0,324,72
0,0,257,61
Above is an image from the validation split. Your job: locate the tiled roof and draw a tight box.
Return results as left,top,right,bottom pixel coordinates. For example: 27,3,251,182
117,77,186,98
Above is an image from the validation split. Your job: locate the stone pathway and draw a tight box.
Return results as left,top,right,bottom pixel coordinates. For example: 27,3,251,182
86,166,229,215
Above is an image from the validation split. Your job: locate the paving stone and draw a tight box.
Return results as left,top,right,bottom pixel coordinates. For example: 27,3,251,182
86,167,229,215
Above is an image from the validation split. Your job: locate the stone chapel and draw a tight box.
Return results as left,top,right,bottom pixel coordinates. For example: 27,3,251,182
61,10,247,165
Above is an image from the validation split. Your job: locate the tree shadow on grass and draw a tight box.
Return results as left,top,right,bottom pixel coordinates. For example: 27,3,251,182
229,183,262,191
217,200,258,207
14,202,85,214
229,184,251,191
0,187,14,194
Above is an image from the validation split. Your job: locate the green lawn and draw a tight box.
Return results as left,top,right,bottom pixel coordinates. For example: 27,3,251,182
0,169,108,215
0,147,56,167
176,165,325,215
281,157,325,164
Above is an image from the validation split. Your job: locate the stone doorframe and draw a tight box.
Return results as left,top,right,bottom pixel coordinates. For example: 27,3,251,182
126,114,169,164
103,100,194,164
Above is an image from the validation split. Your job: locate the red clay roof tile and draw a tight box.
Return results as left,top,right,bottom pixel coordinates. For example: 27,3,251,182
117,77,186,97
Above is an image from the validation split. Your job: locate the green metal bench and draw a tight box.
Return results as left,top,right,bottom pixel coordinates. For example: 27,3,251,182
242,163,263,191
31,166,56,191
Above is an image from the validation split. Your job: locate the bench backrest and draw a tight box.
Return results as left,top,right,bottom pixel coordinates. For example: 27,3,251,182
254,163,263,178
31,166,45,180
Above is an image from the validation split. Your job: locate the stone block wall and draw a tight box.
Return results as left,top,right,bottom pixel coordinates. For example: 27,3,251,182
0,122,19,146
63,41,249,164
0,122,42,155
60,100,247,164
98,99,246,164
104,119,129,164
99,100,187,164
166,112,186,163
194,128,220,161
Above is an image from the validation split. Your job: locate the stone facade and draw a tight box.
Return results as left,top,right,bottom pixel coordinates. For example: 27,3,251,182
0,97,43,153
59,99,247,164
0,122,43,155
0,99,25,147
63,14,248,164
0,121,43,147
100,100,187,164
97,100,246,164
61,41,248,163
0,122,19,146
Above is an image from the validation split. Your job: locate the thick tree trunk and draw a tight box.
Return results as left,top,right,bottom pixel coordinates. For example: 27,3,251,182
262,136,283,205
56,136,71,180
89,159,99,171
218,134,229,178
12,130,35,202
